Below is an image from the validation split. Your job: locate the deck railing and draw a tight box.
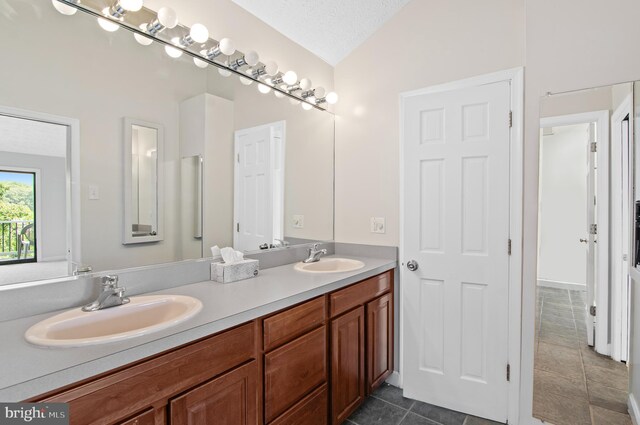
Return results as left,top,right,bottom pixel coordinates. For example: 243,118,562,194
0,220,34,260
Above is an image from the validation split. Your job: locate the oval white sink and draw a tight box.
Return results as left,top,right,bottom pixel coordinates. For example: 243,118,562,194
25,295,202,348
294,258,365,273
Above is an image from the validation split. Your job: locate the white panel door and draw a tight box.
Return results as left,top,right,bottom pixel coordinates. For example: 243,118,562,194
402,81,511,422
586,123,596,347
234,126,273,252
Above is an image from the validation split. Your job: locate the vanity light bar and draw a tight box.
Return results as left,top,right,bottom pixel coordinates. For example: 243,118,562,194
51,0,337,110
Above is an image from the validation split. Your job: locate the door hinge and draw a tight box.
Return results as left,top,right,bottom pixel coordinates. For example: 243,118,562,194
506,364,511,381
591,142,597,153
237,153,240,163
236,223,240,232
590,224,597,235
508,111,513,128
590,305,596,316
508,239,512,256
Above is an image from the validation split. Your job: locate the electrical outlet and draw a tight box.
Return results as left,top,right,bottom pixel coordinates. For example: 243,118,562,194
371,217,385,234
293,215,304,229
88,185,100,200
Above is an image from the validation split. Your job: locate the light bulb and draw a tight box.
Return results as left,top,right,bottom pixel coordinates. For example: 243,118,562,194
283,71,297,85
274,91,285,98
157,7,178,28
97,17,119,32
165,44,183,58
193,56,209,68
120,0,143,12
189,24,209,43
314,87,326,98
258,83,272,94
299,78,312,91
52,0,78,15
264,61,279,76
218,68,231,77
219,38,235,56
245,51,260,67
289,98,301,105
307,96,316,104
325,92,339,104
239,76,253,86
134,24,153,45
302,102,313,111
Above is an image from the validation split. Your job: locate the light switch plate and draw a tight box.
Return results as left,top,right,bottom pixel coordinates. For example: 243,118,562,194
370,217,385,234
88,185,100,200
293,215,304,229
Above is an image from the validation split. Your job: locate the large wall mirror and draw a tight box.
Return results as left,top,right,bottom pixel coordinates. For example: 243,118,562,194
0,0,335,286
533,82,636,424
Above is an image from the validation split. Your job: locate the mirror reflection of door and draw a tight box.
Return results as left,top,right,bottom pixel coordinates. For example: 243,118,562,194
0,114,69,285
233,121,285,252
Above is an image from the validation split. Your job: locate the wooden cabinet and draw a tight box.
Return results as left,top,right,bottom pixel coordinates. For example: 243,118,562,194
170,361,258,425
330,270,394,425
366,293,394,393
264,326,327,422
31,270,394,425
331,306,366,424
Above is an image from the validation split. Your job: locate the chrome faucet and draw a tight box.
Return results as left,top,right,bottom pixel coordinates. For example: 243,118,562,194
82,275,130,312
303,243,327,263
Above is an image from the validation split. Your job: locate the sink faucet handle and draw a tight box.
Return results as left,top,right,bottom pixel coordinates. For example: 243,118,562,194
312,243,321,250
100,275,119,288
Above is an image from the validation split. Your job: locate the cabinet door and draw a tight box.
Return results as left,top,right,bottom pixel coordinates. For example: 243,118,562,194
331,306,365,425
170,361,258,425
366,293,393,393
264,326,327,422
270,384,328,425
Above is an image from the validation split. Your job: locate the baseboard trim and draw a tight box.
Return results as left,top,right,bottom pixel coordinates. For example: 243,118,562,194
386,371,401,388
537,279,586,291
629,393,639,425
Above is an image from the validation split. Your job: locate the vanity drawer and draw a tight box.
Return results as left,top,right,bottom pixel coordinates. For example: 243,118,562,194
118,408,155,425
330,271,392,317
264,326,327,423
270,384,328,425
37,322,256,425
263,296,326,351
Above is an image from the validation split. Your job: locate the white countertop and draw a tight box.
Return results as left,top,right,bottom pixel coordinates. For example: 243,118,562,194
0,255,396,401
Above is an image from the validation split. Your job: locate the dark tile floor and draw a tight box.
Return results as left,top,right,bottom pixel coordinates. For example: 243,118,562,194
346,383,503,425
533,287,631,425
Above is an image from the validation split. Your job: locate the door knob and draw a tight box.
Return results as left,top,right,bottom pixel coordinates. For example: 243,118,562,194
579,238,588,243
407,260,419,271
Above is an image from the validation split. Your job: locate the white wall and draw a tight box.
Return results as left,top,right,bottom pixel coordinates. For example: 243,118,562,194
0,152,67,261
333,0,524,245
537,124,589,286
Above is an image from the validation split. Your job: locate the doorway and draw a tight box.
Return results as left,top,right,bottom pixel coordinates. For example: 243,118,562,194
233,121,285,252
533,100,631,424
400,68,523,424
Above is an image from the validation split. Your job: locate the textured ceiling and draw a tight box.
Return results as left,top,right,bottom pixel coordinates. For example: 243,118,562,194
230,0,411,66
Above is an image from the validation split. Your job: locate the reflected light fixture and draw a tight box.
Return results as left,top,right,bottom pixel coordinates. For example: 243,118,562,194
97,17,120,32
52,0,79,15
164,44,183,58
301,102,313,111
134,24,153,45
258,83,272,94
218,61,232,77
193,51,209,68
239,76,253,86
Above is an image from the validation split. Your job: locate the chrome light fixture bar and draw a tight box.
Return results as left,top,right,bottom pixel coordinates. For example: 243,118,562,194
51,0,335,111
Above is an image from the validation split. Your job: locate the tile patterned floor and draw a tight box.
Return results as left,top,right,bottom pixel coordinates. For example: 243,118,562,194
346,383,503,425
533,287,631,425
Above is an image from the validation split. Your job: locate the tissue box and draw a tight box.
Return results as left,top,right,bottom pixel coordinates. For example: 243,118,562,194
211,259,259,283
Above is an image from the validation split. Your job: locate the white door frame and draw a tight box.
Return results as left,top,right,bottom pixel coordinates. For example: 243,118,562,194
0,105,81,274
399,67,523,425
611,94,632,362
539,111,610,355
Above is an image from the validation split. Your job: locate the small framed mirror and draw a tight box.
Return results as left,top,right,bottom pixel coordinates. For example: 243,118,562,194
123,118,163,244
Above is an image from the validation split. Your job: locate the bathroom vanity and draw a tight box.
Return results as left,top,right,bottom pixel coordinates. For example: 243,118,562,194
0,248,397,425
27,269,394,425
